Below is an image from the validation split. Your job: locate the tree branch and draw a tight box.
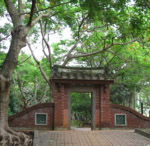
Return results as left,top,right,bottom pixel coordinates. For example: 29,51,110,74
20,0,72,16
16,72,25,99
34,5,53,68
56,54,68,65
42,40,49,59
62,38,81,66
62,16,87,66
81,24,108,33
105,54,116,66
27,41,50,85
0,35,10,42
30,10,53,27
27,0,36,26
63,39,137,65
39,19,52,68
18,0,23,14
16,71,28,109
143,0,150,9
106,50,131,63
18,56,31,66
4,0,20,27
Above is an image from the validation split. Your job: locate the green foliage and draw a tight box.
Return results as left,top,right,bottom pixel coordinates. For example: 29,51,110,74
0,52,6,68
9,90,20,115
9,52,50,114
8,107,14,116
71,120,83,127
0,1,6,17
0,23,12,50
71,92,91,122
110,84,131,104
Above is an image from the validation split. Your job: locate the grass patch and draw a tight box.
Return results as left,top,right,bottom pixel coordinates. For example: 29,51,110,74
71,120,84,127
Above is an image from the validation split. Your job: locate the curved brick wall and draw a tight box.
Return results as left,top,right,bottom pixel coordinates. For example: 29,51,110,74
9,103,150,130
110,104,150,128
8,103,54,130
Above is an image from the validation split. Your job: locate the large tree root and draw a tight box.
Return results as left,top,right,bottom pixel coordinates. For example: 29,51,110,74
0,127,32,146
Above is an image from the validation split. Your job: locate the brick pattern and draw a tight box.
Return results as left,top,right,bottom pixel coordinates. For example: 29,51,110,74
54,83,112,129
110,104,150,128
100,85,111,128
95,86,101,128
54,84,63,127
8,103,54,129
8,100,150,130
37,130,150,146
63,86,69,128
54,84,71,129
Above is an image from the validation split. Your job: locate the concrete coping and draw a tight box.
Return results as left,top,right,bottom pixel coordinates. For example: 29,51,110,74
135,129,150,138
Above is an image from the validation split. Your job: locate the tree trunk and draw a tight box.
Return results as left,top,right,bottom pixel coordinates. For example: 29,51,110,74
34,77,38,104
0,77,10,129
0,25,32,145
129,87,136,109
129,92,133,108
133,87,136,110
0,76,32,145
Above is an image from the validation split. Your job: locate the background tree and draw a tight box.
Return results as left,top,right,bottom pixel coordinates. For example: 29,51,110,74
9,52,50,115
71,92,91,127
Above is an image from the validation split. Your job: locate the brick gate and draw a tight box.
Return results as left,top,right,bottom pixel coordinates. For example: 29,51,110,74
51,65,113,130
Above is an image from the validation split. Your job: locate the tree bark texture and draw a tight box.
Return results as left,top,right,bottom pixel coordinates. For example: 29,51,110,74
0,77,10,129
0,25,32,145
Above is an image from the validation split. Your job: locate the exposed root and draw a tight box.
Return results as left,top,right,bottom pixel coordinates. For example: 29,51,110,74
0,128,32,146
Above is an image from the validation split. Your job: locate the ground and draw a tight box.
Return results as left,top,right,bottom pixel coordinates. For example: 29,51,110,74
145,129,150,134
34,129,150,146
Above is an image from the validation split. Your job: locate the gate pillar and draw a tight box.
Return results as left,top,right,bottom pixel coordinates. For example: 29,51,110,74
54,84,69,130
100,84,111,128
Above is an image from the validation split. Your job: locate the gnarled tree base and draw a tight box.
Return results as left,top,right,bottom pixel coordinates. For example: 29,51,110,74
0,127,32,146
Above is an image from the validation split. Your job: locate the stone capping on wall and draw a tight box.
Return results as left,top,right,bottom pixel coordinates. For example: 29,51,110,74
110,104,150,121
8,103,54,121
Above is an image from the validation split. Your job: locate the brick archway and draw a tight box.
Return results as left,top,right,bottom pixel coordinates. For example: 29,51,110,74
51,65,113,130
